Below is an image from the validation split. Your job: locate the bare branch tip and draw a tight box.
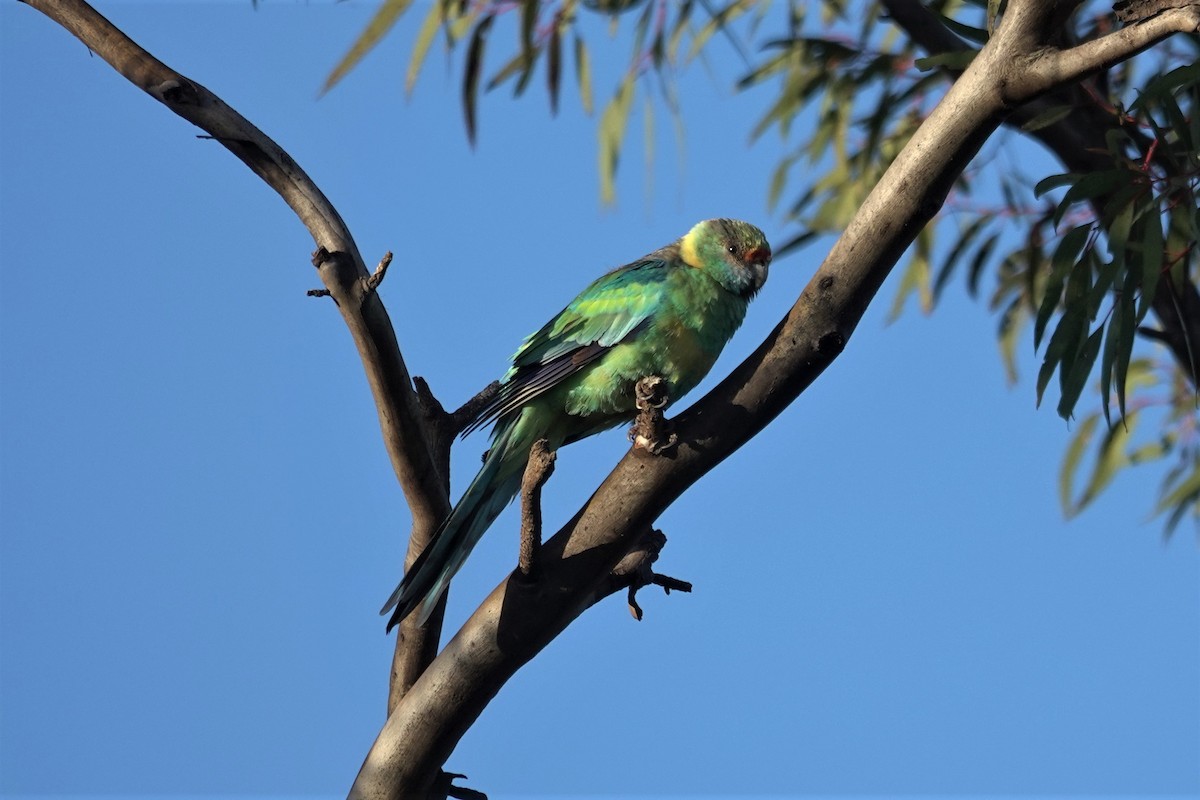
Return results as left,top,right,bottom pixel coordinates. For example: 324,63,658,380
518,439,557,580
365,251,394,292
448,381,502,435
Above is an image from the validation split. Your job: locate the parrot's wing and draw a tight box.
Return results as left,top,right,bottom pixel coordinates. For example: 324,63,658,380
462,258,668,436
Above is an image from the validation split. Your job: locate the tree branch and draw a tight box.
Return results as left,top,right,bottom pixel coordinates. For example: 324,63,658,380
883,0,1200,387
18,0,453,715
1019,5,1200,95
349,1,1199,794
518,440,556,580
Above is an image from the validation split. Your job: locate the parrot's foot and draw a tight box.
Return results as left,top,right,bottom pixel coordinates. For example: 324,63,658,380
630,375,677,455
518,439,557,581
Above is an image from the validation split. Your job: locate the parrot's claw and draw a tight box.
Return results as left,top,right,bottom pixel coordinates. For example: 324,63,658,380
630,428,677,455
630,375,676,455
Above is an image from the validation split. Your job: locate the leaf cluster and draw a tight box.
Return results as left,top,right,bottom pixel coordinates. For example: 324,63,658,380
324,0,1200,532
327,0,768,203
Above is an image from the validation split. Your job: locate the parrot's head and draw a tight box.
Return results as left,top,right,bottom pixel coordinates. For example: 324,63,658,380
680,218,771,299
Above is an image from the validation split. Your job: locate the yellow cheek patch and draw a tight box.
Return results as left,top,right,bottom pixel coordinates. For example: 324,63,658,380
679,226,704,269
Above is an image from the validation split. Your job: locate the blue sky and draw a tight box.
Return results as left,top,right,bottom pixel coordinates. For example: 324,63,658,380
1,2,1197,798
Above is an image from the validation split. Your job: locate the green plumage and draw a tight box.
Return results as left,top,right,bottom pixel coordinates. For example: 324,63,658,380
383,219,771,629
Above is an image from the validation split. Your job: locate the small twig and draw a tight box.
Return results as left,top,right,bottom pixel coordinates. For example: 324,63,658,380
412,378,501,442
307,247,335,297
628,375,677,455
365,251,394,293
584,528,693,620
518,439,556,580
450,381,501,436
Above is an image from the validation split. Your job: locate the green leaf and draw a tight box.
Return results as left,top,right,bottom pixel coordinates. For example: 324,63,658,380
574,36,594,115
1113,280,1136,420
1053,169,1127,228
487,51,529,92
1156,465,1200,528
406,0,444,96
1057,325,1103,420
1060,414,1098,514
773,230,818,259
934,216,991,302
914,50,977,71
547,22,562,115
888,236,932,322
1137,208,1165,323
1076,420,1132,512
997,297,1024,385
462,15,495,147
643,96,654,201
936,13,989,44
598,76,635,204
1034,224,1090,349
324,0,416,94
1021,104,1074,132
967,232,1000,298
1037,299,1086,408
1099,285,1131,426
1033,172,1077,198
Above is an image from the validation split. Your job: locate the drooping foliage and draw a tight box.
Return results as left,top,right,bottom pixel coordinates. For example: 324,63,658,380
326,0,1199,533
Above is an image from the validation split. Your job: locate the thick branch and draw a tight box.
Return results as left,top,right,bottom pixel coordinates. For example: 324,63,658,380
349,2,1199,794
19,0,453,711
884,0,1200,385
1019,6,1200,95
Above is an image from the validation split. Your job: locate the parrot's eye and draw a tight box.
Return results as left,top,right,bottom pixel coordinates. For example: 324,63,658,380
727,244,740,257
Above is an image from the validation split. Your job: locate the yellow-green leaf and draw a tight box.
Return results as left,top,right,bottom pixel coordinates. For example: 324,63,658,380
324,0,416,95
574,35,594,115
406,0,444,96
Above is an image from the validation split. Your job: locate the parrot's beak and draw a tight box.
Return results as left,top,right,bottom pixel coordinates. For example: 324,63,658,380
746,247,771,292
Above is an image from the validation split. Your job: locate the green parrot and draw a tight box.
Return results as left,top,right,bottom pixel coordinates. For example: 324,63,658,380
382,218,771,630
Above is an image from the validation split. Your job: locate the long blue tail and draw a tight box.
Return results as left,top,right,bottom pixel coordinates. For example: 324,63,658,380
381,421,528,630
